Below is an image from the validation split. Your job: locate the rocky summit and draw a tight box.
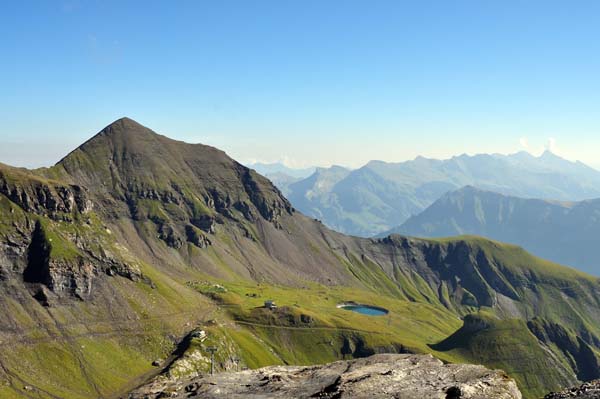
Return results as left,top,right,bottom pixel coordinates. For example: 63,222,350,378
129,353,522,399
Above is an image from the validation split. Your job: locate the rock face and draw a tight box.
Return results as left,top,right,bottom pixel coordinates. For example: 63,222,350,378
0,162,146,301
0,166,92,220
544,380,600,398
129,354,522,399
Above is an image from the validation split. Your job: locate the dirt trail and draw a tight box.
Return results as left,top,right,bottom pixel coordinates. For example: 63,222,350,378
234,320,391,335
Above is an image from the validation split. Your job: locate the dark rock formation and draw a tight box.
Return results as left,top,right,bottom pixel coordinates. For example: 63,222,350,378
544,380,600,398
22,221,92,298
23,221,52,286
158,223,184,249
128,353,522,399
0,169,92,220
185,225,211,248
191,215,217,234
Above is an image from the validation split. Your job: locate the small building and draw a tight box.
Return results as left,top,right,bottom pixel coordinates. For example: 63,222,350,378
190,329,207,340
264,300,277,310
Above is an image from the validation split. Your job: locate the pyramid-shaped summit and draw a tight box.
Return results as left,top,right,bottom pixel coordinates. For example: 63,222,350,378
48,117,292,227
54,117,236,187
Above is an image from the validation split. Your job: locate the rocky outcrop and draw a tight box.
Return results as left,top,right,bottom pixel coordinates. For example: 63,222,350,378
128,354,522,399
185,225,211,248
20,221,93,299
239,167,293,226
0,201,147,302
544,380,600,398
158,223,184,249
0,169,92,220
20,220,145,300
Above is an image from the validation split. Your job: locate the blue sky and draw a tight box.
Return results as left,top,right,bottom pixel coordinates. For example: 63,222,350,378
2,1,600,168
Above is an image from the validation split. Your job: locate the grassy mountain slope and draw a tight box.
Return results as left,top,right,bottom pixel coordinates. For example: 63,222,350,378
432,311,576,399
0,119,599,398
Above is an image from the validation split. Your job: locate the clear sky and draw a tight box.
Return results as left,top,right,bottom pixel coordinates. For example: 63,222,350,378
2,1,600,169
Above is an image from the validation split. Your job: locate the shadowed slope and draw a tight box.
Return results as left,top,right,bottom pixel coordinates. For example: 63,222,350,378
387,185,600,275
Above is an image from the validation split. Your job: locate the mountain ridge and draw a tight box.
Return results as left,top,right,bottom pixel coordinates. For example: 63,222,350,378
387,185,600,274
284,151,600,236
0,118,599,398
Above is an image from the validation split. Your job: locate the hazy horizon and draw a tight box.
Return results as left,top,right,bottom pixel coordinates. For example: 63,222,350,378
3,2,600,169
243,147,591,171
1,118,596,172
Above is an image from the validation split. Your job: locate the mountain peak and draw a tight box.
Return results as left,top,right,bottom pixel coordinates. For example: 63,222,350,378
54,117,169,170
109,116,142,127
540,149,560,158
50,119,292,230
460,185,483,193
312,165,349,175
365,160,386,167
96,117,155,139
508,151,536,161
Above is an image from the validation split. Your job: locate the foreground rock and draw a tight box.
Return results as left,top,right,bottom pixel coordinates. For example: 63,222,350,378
544,380,600,398
129,353,522,399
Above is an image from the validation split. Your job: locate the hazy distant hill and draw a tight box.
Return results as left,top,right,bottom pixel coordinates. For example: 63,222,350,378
261,171,302,196
246,162,315,179
246,163,316,196
387,186,600,275
286,152,600,237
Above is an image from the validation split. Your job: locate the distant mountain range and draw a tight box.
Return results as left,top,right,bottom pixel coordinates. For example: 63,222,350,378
284,151,600,237
384,186,600,275
246,162,315,179
246,162,317,196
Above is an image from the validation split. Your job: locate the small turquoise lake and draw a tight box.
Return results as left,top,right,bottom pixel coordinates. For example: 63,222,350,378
339,304,389,316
